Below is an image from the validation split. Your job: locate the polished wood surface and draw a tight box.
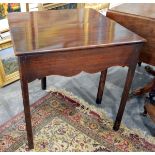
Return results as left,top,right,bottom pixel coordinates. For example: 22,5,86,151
8,9,144,56
108,4,155,19
8,9,145,149
107,3,155,66
18,44,142,82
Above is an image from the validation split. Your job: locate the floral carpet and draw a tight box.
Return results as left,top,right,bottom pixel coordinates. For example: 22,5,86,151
0,89,155,152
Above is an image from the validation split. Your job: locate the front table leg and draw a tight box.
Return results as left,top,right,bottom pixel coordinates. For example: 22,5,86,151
113,66,136,131
20,79,34,149
19,57,34,149
96,69,107,104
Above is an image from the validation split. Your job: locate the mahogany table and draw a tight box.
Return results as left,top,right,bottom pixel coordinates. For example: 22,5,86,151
8,9,145,149
107,3,155,66
106,3,155,123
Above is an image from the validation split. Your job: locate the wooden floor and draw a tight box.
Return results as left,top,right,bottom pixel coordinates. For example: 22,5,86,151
0,64,155,136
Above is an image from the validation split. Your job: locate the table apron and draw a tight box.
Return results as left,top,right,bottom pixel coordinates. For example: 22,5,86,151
18,44,141,82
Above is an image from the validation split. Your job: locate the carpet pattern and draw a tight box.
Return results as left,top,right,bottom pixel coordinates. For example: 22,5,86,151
0,90,155,152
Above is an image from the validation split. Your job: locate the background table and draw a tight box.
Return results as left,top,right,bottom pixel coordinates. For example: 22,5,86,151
8,9,145,149
107,3,155,123
107,3,155,66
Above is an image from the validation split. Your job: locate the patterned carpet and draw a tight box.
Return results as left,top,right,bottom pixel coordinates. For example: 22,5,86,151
0,89,155,152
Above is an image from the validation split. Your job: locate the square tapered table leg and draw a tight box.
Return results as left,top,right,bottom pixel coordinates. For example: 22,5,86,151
113,65,136,131
96,69,107,104
19,57,34,149
41,77,47,90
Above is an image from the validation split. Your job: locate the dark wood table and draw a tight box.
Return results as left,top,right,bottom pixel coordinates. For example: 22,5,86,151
107,3,155,66
106,3,155,123
8,9,145,149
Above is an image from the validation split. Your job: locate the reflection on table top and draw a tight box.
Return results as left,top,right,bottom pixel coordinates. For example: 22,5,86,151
109,3,155,19
8,8,145,56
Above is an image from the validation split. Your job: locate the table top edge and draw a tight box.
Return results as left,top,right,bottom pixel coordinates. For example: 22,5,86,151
15,40,146,56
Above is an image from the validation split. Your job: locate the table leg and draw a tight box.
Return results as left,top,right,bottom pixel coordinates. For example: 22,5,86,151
20,78,34,149
20,69,34,149
41,77,46,90
138,62,142,67
96,69,107,104
113,66,136,131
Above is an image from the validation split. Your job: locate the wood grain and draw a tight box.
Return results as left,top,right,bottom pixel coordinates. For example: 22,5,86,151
107,4,155,66
8,8,145,56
